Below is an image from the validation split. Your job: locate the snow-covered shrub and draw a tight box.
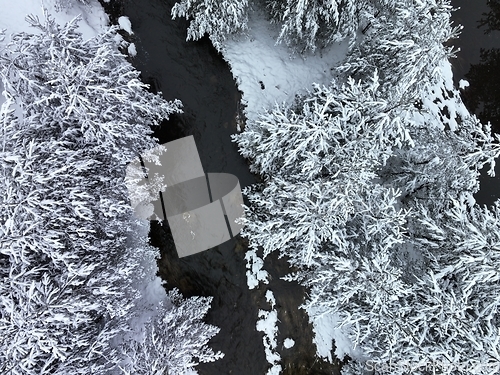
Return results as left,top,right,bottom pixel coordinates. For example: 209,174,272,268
171,0,249,51
0,12,221,374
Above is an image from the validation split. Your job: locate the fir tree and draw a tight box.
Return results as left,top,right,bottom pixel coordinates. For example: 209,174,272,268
0,12,221,374
266,0,363,52
171,0,249,51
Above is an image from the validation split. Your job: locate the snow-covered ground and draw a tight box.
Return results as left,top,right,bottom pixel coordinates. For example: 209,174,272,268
222,5,349,123
245,249,270,289
0,0,107,41
305,306,365,363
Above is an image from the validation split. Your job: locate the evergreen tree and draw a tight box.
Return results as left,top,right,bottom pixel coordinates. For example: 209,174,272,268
0,12,221,374
266,0,363,52
171,0,249,51
233,0,500,371
339,0,460,105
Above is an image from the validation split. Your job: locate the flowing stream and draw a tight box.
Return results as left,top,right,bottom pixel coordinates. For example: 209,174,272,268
102,0,342,374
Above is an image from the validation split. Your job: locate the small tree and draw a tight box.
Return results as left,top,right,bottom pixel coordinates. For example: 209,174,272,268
172,0,249,51
266,0,363,52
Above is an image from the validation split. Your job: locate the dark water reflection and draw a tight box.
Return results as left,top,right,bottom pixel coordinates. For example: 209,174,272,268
451,0,500,205
105,0,342,373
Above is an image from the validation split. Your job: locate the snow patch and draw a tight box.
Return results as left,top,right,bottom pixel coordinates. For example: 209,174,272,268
118,15,133,35
245,249,269,289
257,290,282,375
459,79,470,89
0,0,107,47
265,289,276,309
221,5,349,122
283,338,294,349
306,307,364,363
128,42,137,57
419,60,472,132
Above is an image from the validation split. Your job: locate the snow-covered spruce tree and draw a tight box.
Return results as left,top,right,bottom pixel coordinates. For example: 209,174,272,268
233,72,411,267
0,13,221,374
407,200,500,373
265,0,405,52
233,73,420,370
339,0,460,105
118,290,223,374
266,0,363,52
171,0,249,51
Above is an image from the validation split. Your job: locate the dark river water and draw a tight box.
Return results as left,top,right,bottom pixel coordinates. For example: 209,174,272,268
100,1,498,374
102,0,342,374
450,0,500,205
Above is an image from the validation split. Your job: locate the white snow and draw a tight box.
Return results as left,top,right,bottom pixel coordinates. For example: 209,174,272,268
459,79,470,89
221,5,349,122
257,290,282,375
419,60,472,132
306,306,364,363
118,15,133,35
265,289,276,309
283,338,295,349
0,0,107,46
257,309,282,374
119,218,174,344
245,249,269,289
128,42,137,57
266,364,283,375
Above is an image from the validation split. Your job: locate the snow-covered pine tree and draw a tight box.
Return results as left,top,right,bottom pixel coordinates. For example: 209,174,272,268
266,0,363,52
233,72,417,370
339,0,460,105
408,199,500,374
171,0,249,51
0,12,221,374
233,72,411,267
118,290,223,374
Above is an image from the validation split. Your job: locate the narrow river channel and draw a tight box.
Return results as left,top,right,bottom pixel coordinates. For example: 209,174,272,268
450,0,500,205
101,0,343,374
